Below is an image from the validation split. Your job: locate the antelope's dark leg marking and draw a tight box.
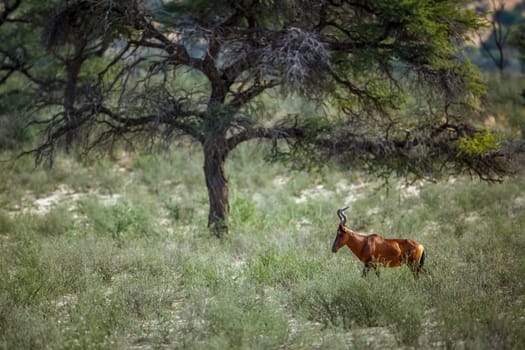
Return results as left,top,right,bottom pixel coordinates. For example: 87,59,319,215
418,249,426,272
362,257,379,277
362,265,369,277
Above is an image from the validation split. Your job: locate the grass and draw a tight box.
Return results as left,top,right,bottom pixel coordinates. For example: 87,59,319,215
1,144,525,349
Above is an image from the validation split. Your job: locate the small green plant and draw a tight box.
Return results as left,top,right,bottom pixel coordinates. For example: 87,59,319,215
165,199,195,223
77,197,156,242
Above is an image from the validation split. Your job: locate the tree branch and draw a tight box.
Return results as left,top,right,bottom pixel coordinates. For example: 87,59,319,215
0,0,21,26
227,79,280,110
227,124,304,150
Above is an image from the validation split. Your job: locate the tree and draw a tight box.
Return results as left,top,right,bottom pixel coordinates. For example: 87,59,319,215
0,0,39,147
479,0,525,77
1,0,515,236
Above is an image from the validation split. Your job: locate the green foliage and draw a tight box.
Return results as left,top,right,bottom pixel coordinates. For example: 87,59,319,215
77,198,157,242
456,130,501,157
0,115,33,150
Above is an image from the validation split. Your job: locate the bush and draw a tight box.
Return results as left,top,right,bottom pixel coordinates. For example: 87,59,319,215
77,197,157,242
292,266,424,346
181,281,289,349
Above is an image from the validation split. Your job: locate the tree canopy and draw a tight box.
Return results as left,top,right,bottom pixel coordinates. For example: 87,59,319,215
0,0,518,235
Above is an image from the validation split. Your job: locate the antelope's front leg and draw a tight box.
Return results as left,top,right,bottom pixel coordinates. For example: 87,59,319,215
362,258,380,277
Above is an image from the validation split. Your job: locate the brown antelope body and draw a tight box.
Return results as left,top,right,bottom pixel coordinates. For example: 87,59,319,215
332,207,426,277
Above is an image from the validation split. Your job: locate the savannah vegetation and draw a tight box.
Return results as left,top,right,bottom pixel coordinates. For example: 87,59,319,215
1,143,525,349
1,0,525,349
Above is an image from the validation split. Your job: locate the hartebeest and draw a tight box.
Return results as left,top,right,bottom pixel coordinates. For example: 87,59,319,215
332,207,426,278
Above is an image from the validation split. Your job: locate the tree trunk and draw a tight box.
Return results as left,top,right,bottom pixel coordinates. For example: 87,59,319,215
203,137,230,237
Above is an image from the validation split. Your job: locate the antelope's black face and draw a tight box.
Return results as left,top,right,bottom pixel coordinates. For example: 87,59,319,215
332,225,349,253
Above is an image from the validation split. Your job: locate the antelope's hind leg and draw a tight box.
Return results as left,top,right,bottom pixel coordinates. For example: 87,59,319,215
411,249,428,279
361,264,369,277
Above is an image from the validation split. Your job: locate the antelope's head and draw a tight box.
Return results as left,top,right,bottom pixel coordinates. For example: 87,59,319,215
332,207,350,253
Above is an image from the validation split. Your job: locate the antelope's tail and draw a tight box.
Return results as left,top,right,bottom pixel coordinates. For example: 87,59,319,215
416,244,425,270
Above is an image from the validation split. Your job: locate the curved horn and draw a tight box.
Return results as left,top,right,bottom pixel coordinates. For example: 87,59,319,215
337,207,348,226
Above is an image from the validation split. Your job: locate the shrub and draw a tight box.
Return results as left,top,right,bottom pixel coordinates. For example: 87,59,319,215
77,197,156,242
182,281,289,349
293,266,425,346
